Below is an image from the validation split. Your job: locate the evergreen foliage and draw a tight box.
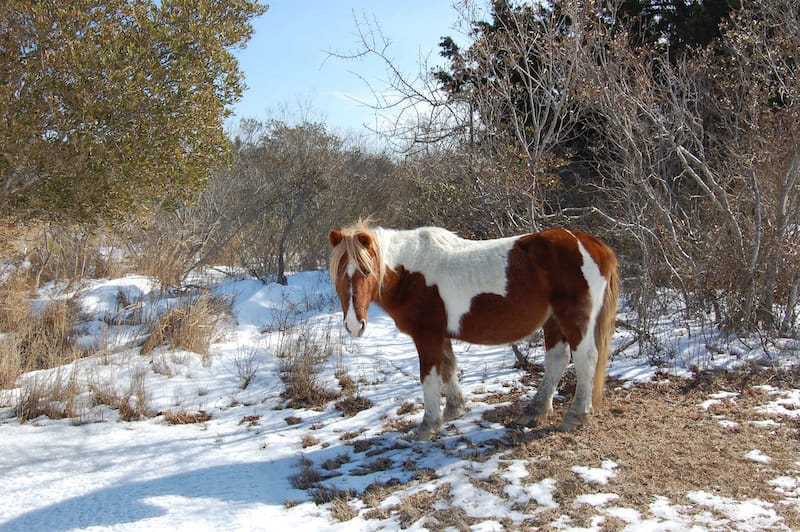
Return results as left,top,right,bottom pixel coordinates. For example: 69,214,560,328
0,0,266,223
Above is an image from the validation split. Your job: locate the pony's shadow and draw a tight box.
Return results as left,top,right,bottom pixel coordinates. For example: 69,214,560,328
2,411,566,531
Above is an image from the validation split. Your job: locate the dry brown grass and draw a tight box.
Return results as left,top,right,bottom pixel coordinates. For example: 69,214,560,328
339,429,366,442
140,292,228,362
396,401,419,416
289,456,334,490
288,366,800,529
477,368,800,529
335,370,357,396
302,434,321,448
118,368,150,421
124,216,199,289
322,453,351,471
277,325,339,409
162,409,212,425
328,497,358,522
335,395,374,417
351,457,394,477
389,484,459,529
0,275,84,389
381,417,417,435
15,370,80,422
0,335,22,391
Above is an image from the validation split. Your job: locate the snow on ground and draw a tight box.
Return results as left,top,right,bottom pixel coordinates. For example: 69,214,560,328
0,270,798,531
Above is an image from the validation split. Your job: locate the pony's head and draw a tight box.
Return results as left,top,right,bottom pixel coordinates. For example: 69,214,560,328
328,222,383,337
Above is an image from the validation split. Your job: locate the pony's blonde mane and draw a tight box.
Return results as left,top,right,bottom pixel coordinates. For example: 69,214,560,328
329,220,385,288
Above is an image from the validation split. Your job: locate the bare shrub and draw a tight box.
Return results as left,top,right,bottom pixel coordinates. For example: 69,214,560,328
121,211,202,288
25,224,128,288
277,324,340,409
288,456,327,490
261,294,303,333
140,292,229,362
232,348,260,389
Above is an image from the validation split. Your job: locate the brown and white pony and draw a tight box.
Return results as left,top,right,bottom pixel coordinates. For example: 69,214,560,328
328,221,619,440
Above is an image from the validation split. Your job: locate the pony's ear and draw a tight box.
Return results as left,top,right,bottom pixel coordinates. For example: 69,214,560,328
357,232,373,249
328,230,344,247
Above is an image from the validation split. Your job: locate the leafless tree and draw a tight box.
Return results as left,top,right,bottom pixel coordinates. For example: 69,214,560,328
580,0,800,335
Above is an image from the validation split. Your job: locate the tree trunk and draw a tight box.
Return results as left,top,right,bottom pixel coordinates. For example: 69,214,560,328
276,199,304,286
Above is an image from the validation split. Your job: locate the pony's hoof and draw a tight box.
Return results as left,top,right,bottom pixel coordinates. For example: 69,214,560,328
443,405,464,421
514,412,535,427
516,404,550,427
514,414,547,428
416,421,441,440
416,427,434,441
559,412,588,432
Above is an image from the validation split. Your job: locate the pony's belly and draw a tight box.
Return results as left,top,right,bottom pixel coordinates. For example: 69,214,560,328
455,293,549,345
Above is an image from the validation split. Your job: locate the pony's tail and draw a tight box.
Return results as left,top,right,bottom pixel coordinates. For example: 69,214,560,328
592,260,619,411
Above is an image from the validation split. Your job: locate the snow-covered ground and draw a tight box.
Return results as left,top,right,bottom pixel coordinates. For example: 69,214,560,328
0,270,798,531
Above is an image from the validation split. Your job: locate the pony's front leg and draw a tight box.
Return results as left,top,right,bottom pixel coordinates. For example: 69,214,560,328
418,367,443,440
413,336,446,440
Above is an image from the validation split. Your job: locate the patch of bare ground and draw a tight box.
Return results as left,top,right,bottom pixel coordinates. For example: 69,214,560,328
291,365,799,529
486,367,800,528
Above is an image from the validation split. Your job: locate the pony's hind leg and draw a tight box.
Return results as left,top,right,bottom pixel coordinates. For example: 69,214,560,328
517,318,570,427
441,338,465,421
561,333,597,432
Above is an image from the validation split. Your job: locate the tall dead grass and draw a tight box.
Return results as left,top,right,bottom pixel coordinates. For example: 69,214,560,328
277,322,342,409
140,292,230,363
15,369,80,422
0,274,84,389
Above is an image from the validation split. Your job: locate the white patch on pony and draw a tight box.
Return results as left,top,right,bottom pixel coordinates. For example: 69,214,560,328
375,227,517,335
570,232,607,323
343,263,362,337
566,231,607,414
421,366,443,427
344,304,361,338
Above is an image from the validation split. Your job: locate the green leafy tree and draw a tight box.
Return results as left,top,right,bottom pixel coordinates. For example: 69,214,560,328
0,0,266,223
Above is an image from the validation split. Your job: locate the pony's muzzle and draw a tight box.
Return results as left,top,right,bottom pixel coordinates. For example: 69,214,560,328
344,318,367,337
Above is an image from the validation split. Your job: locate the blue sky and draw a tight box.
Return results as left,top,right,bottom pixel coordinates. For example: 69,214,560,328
228,1,464,138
